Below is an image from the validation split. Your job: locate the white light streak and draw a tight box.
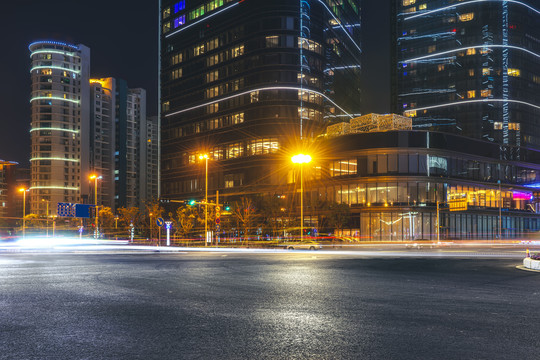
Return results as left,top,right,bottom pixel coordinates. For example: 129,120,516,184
29,186,79,191
30,128,79,134
164,86,354,118
402,44,540,63
30,66,80,74
316,0,362,54
405,98,540,113
30,49,79,58
30,96,80,104
30,157,80,162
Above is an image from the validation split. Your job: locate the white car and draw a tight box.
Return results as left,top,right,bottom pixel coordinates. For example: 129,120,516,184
282,241,322,250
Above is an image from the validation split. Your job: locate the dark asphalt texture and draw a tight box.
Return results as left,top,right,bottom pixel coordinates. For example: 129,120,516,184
1,252,539,359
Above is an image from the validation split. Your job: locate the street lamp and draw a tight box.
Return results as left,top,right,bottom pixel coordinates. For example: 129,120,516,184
18,187,28,238
199,154,209,246
89,174,102,239
291,154,312,242
41,198,49,237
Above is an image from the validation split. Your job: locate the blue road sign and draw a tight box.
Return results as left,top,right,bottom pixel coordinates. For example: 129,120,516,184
75,204,93,218
156,217,164,227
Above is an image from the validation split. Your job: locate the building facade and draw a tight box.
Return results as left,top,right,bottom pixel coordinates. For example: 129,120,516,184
394,0,540,151
160,0,362,200
0,160,18,219
29,40,91,215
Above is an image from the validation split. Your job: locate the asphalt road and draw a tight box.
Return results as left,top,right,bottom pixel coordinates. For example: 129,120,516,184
1,252,539,359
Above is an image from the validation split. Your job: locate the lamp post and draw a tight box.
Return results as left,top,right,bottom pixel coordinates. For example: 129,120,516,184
18,188,27,238
89,174,102,239
42,198,49,237
199,154,209,246
291,154,312,242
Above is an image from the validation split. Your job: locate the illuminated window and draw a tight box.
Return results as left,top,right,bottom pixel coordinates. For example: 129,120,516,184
438,64,445,72
482,68,491,76
467,90,476,98
231,112,244,124
405,110,416,117
171,68,182,80
163,22,171,33
403,7,416,13
428,45,436,53
459,13,474,22
250,91,259,103
508,68,521,77
231,44,244,58
207,103,219,114
226,143,244,159
206,37,219,51
509,123,520,131
206,0,224,12
207,54,220,67
40,69,52,75
194,44,205,56
162,101,170,112
174,15,185,28
174,1,185,13
469,69,475,76
206,70,219,83
533,75,540,84
171,53,182,65
494,122,503,130
162,7,171,18
205,86,220,98
298,37,323,55
419,3,427,10
247,138,279,155
189,5,204,20
402,0,416,5
466,48,476,55
331,159,357,177
266,36,279,48
481,89,492,97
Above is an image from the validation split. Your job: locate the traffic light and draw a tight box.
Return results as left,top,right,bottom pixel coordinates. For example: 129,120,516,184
224,202,231,211
189,199,196,206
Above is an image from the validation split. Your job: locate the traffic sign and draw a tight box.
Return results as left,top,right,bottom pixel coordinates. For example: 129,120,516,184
215,218,221,224
156,217,164,227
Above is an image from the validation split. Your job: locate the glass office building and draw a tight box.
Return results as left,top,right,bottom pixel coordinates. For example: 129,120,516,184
160,0,362,199
394,0,540,152
306,129,540,240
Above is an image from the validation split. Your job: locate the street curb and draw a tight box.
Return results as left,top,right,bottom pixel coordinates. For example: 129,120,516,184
523,257,540,270
516,265,540,273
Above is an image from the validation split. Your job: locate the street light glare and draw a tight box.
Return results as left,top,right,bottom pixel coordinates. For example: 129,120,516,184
199,154,209,160
18,187,27,192
291,154,312,164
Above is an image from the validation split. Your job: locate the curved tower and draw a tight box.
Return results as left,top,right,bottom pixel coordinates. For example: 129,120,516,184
29,40,90,215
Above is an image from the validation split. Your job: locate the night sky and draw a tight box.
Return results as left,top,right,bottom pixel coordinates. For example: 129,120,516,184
0,0,390,166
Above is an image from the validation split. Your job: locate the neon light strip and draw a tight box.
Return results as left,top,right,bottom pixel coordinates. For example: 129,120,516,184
28,40,79,51
405,98,540,113
402,44,540,63
30,186,79,191
30,49,78,58
30,157,80,162
30,96,80,104
316,0,362,54
164,86,354,118
30,66,80,74
404,0,540,20
30,128,79,134
325,65,362,72
165,2,239,38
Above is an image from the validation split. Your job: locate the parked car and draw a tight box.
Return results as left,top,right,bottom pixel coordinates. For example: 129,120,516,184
281,240,322,250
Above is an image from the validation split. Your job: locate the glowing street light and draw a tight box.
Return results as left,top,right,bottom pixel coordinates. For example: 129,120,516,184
18,187,28,238
41,198,49,236
89,174,102,239
199,154,209,246
291,154,312,241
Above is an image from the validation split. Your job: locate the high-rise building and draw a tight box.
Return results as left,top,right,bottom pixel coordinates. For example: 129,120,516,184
30,40,158,215
394,0,540,150
0,159,18,218
160,0,362,200
29,40,91,215
90,78,116,210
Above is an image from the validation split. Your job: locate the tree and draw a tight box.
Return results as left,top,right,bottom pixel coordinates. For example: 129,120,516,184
260,195,287,239
175,205,198,238
145,199,164,240
327,202,350,236
234,197,257,246
117,207,140,234
98,207,115,233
